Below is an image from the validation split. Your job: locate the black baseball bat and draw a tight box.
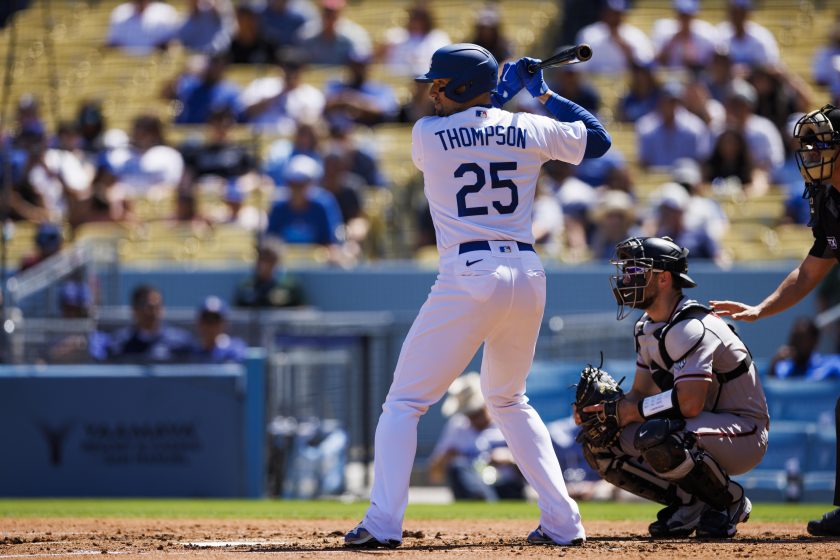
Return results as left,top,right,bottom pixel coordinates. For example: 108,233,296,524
528,44,593,72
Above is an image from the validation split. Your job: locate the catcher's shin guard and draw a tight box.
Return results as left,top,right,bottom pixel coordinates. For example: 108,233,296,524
634,419,741,511
582,443,689,506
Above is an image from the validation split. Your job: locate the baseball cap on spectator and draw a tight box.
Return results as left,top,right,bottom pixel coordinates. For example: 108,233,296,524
671,158,702,190
35,222,62,252
605,0,627,12
59,280,92,310
475,4,501,26
591,190,635,223
673,0,699,15
657,183,691,212
726,79,757,107
283,154,322,184
198,295,228,321
442,372,485,417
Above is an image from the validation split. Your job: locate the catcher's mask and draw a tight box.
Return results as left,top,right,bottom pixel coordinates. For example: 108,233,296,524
794,104,840,185
610,236,697,320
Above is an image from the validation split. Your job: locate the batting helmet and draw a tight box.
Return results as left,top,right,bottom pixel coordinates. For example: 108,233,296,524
415,43,498,104
794,104,840,184
610,236,697,320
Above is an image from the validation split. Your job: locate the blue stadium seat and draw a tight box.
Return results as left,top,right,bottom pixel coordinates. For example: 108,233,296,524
762,379,840,423
737,421,815,502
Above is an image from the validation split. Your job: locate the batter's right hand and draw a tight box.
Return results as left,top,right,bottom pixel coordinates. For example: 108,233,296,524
709,300,761,322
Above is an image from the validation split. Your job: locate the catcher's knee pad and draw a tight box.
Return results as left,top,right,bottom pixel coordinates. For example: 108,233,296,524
634,419,692,477
675,450,744,511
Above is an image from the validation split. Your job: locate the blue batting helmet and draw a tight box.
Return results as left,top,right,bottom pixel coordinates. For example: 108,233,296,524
415,43,498,103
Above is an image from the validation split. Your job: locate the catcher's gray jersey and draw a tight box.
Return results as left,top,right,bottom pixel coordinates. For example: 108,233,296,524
634,297,769,428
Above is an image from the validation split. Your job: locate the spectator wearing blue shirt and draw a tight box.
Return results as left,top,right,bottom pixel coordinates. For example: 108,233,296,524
324,52,399,127
770,317,840,380
259,0,310,52
616,62,660,123
98,284,193,363
165,54,241,124
176,0,236,55
263,122,322,189
299,0,372,66
637,80,711,169
190,296,247,363
266,154,344,257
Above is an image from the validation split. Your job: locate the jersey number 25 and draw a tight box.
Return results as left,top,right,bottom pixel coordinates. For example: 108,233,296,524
455,161,519,217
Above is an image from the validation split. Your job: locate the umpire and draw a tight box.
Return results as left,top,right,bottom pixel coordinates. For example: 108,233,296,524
712,104,840,536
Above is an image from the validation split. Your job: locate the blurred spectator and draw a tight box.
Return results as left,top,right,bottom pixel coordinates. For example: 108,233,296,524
749,65,812,133
704,127,768,197
266,154,343,251
178,106,257,191
76,100,107,156
546,65,600,115
15,94,44,138
189,296,247,363
229,3,278,64
321,151,368,260
324,115,387,187
397,81,435,123
96,284,192,363
234,237,305,308
545,160,596,262
616,62,660,123
264,122,322,187
532,180,564,258
427,373,526,501
258,0,311,52
703,48,736,103
636,81,711,169
468,4,514,63
176,0,236,55
721,78,785,173
813,16,840,87
681,76,725,129
19,222,62,271
574,146,626,188
652,0,719,70
588,190,637,260
671,157,728,242
650,183,720,261
165,54,241,124
715,0,779,68
299,0,372,66
379,4,450,77
324,53,399,127
106,0,180,55
100,114,184,200
770,317,840,380
559,0,604,46
240,54,325,134
576,0,654,74
45,279,99,365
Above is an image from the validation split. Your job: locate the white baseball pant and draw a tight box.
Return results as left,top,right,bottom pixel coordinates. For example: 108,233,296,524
362,240,585,544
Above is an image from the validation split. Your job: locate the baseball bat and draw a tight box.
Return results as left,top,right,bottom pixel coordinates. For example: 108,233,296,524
528,44,593,72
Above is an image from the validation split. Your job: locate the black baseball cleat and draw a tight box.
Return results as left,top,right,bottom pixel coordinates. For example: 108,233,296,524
807,507,840,536
343,524,401,549
526,525,585,546
649,499,707,538
695,495,752,539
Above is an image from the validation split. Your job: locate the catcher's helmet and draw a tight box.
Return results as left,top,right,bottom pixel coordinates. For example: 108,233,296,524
610,236,697,320
415,43,498,104
793,104,840,184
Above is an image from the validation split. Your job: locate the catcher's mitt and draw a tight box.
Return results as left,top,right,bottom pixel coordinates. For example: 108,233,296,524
574,361,625,448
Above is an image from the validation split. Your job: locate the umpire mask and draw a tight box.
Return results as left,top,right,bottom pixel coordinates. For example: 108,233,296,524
794,104,840,184
610,237,696,320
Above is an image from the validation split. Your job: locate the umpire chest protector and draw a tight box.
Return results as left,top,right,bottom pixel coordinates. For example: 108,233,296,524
634,298,753,394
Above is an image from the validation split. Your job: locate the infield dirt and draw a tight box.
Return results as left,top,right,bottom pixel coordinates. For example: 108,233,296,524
2,518,838,559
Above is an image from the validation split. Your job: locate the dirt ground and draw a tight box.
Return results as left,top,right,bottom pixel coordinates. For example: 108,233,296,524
1,518,838,559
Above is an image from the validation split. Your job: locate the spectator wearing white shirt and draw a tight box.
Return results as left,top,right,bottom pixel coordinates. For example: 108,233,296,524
716,0,779,68
652,0,719,70
721,78,784,173
300,0,372,65
106,0,180,55
379,4,450,77
575,0,654,74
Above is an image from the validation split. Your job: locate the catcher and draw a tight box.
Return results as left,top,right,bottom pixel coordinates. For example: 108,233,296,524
574,236,769,539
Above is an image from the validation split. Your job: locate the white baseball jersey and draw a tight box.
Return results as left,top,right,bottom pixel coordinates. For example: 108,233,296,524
411,107,587,250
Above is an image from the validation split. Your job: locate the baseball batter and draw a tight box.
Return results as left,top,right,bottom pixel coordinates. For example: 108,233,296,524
712,104,840,536
344,43,611,548
577,236,768,538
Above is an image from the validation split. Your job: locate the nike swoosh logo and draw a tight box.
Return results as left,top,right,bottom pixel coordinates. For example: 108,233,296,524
501,65,512,82
639,430,647,438
466,259,483,267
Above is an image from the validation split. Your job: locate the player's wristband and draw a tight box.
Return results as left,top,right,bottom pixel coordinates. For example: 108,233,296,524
637,389,684,420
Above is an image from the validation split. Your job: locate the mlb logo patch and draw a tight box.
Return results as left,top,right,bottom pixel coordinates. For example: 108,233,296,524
475,109,488,118
500,245,512,253
830,237,838,250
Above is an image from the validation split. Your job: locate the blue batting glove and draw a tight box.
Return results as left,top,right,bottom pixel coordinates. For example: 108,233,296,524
492,60,524,108
514,57,549,98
